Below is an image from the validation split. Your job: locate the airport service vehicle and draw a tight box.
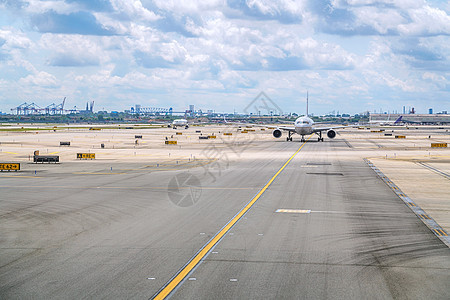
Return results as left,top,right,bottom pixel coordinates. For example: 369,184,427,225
169,119,189,129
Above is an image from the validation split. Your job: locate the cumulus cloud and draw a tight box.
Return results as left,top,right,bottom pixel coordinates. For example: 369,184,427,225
0,0,449,113
398,5,450,36
66,0,114,12
310,0,450,36
19,71,58,86
110,0,160,22
133,39,188,68
0,29,32,49
19,0,80,15
49,53,100,66
391,37,450,71
39,34,110,66
149,0,224,14
423,72,445,82
0,29,33,66
227,0,304,24
281,38,356,69
31,10,117,35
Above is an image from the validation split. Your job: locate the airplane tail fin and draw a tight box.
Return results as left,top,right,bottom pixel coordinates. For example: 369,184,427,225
394,116,402,124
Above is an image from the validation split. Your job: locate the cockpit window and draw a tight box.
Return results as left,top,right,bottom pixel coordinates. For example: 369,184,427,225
302,121,309,124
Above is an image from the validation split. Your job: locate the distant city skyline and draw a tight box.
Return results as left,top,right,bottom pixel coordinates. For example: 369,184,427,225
1,1,449,115
4,99,447,117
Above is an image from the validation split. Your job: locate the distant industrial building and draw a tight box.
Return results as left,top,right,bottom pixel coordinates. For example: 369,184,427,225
8,98,97,115
11,98,66,115
78,101,94,114
370,113,450,124
188,104,195,116
129,105,173,115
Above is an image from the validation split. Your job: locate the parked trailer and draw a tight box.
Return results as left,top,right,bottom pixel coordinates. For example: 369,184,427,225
34,155,59,163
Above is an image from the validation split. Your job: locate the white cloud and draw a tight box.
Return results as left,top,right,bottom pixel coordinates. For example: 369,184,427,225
422,71,448,88
422,72,445,82
398,6,450,36
151,0,224,13
39,34,110,66
24,0,77,14
318,0,450,37
364,70,420,92
19,71,58,86
288,38,356,69
352,7,406,34
0,28,32,49
344,0,425,9
110,0,160,22
0,0,449,114
246,0,303,16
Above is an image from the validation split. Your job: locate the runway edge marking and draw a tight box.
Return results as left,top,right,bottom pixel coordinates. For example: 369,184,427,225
152,137,312,300
363,158,450,248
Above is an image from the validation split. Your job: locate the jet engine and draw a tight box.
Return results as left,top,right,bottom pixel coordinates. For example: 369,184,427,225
327,130,336,138
185,125,189,129
273,129,282,138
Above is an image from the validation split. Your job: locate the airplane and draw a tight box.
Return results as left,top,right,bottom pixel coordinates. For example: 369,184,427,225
273,93,356,142
226,92,355,142
169,119,189,129
369,115,403,125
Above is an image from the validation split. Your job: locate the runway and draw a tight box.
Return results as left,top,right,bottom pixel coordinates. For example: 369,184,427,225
1,138,449,299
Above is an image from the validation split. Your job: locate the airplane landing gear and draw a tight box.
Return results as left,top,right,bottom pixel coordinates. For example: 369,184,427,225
286,131,294,141
317,131,324,142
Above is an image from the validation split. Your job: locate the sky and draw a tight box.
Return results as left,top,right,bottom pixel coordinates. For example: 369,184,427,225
0,0,449,115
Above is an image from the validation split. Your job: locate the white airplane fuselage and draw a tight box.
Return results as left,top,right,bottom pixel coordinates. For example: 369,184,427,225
173,119,187,125
172,119,189,128
294,116,314,135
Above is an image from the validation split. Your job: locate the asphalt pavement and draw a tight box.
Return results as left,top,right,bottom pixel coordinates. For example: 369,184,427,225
0,138,448,299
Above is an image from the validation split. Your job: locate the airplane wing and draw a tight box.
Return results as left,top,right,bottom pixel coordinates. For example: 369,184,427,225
278,126,296,132
311,125,356,133
224,116,276,128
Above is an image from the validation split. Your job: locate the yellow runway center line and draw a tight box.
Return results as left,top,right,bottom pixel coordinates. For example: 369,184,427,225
1,151,19,155
152,135,312,300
